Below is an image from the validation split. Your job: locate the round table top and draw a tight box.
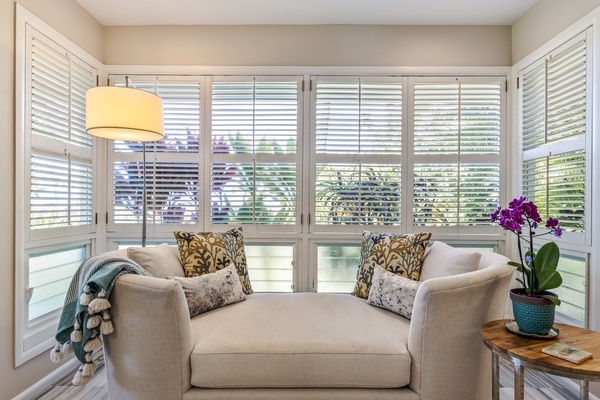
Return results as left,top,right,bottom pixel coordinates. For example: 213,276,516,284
481,319,600,380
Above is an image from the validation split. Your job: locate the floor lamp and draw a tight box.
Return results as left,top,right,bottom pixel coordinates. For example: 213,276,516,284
85,80,164,247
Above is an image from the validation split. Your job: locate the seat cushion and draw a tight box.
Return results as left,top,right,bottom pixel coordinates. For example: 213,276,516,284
189,293,411,389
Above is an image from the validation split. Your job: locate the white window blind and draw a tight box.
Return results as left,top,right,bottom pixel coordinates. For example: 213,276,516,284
111,79,201,226
314,77,403,228
412,79,502,228
29,29,95,231
210,77,300,227
521,32,588,236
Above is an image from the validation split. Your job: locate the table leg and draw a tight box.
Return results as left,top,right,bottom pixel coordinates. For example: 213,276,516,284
492,352,499,400
581,380,589,400
513,359,525,400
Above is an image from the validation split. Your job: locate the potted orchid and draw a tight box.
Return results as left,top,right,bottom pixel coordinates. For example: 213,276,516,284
491,196,563,335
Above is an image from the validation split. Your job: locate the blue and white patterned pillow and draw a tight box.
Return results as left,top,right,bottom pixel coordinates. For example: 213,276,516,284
167,264,246,318
367,265,421,319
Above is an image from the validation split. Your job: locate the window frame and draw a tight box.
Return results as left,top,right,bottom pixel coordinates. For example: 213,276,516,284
515,28,594,327
15,6,102,366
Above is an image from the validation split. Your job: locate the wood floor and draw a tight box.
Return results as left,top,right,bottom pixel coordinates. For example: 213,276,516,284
34,358,593,400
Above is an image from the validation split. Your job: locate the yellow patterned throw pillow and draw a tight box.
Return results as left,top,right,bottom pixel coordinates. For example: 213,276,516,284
352,231,431,299
174,227,253,295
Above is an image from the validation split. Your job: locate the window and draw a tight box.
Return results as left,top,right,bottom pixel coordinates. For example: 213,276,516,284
110,78,201,228
518,30,591,325
209,77,301,230
16,10,100,365
313,77,403,231
317,244,361,293
245,244,294,292
412,78,503,230
521,33,588,239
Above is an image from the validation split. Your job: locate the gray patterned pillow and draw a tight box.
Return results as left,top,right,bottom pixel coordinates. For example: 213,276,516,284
167,264,246,318
367,265,421,319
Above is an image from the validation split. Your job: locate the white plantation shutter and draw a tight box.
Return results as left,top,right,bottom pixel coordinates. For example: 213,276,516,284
523,151,585,233
412,78,502,228
520,32,588,237
210,77,300,227
522,63,546,150
28,28,95,232
313,77,403,229
16,20,99,366
31,152,93,229
111,78,201,226
315,164,401,225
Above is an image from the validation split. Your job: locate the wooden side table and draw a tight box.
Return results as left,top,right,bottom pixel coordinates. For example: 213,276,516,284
482,320,600,400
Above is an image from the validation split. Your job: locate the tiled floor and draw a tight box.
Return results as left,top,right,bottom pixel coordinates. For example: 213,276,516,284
35,358,594,400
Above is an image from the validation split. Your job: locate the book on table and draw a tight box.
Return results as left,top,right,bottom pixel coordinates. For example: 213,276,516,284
542,343,593,364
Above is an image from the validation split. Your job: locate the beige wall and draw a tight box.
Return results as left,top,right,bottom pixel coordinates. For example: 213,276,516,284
0,1,103,398
104,25,512,66
512,0,600,64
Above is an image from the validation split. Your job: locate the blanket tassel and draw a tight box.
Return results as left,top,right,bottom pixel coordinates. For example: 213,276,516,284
83,331,102,352
100,310,113,335
72,365,92,386
62,341,73,355
88,289,111,313
79,285,94,306
70,321,82,343
81,352,96,376
49,343,63,363
86,313,102,329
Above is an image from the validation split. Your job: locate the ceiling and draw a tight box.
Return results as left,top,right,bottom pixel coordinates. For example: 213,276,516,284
76,0,539,26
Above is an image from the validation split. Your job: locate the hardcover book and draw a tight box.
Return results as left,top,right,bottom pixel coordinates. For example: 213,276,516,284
542,343,593,364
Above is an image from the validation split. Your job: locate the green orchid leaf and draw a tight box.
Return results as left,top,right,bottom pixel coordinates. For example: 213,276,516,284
539,293,561,306
536,269,563,292
534,242,560,273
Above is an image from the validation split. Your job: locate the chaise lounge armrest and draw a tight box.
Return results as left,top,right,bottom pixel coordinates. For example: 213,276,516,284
408,261,513,400
104,274,193,400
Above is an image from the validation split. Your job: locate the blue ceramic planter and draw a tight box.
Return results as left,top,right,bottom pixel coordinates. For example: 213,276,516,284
510,288,557,336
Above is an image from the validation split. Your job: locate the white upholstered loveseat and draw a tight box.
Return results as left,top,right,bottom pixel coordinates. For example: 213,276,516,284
102,244,512,400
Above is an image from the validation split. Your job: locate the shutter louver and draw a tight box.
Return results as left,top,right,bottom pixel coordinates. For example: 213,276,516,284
111,80,201,225
546,39,586,144
29,30,95,232
31,153,93,229
314,78,403,228
316,80,402,154
114,82,200,153
414,82,500,155
521,34,587,237
413,79,501,228
212,80,298,154
210,162,297,225
522,64,546,150
210,77,299,227
315,163,401,225
31,38,70,143
523,150,585,233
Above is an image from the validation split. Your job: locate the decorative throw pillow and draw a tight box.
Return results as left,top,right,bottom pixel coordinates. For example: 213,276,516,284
367,265,421,319
419,241,481,281
174,228,253,294
167,264,246,318
127,243,184,278
352,231,431,299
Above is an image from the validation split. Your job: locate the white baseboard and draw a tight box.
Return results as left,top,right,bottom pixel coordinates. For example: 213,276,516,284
12,357,79,400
